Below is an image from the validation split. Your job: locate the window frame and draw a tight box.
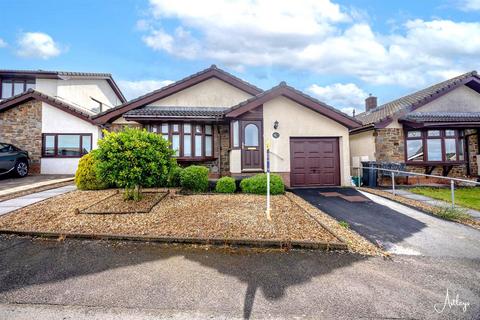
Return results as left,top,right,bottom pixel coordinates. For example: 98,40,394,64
230,120,240,149
0,78,36,99
404,129,466,165
42,133,92,158
91,97,104,113
147,123,215,160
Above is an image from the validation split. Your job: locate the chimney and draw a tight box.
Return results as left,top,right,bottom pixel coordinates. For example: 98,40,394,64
365,94,377,112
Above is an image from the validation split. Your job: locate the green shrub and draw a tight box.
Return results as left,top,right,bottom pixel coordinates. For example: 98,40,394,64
75,151,108,190
95,128,176,200
215,176,236,193
435,206,471,221
339,220,350,229
240,173,284,195
180,165,209,192
168,166,183,187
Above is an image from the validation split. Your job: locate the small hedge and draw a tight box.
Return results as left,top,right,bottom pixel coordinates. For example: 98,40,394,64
180,165,209,192
240,173,284,195
168,166,183,187
75,151,108,190
215,176,236,193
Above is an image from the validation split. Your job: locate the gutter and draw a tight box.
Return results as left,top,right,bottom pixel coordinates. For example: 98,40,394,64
349,123,375,134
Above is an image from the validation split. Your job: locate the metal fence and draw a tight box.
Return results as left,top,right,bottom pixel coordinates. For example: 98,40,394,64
353,165,480,208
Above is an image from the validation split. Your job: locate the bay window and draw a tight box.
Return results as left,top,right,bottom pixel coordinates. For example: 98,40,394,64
42,134,92,158
405,129,465,163
148,123,214,159
183,124,192,157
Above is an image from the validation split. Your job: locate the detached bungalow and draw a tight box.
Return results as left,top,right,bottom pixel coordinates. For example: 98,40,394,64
351,71,480,182
94,65,361,187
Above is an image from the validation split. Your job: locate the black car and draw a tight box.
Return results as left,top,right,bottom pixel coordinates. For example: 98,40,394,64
0,143,30,177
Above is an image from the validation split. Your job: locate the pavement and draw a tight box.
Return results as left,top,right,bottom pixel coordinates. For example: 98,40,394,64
0,174,72,192
0,235,479,319
384,188,480,220
0,185,76,216
293,188,480,258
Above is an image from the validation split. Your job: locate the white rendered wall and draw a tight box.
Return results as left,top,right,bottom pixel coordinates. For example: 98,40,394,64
263,96,351,186
36,78,122,112
149,78,253,107
229,149,242,173
40,102,101,174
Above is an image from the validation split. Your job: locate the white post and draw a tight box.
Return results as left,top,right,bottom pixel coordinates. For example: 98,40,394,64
266,141,271,220
450,180,455,208
391,172,395,196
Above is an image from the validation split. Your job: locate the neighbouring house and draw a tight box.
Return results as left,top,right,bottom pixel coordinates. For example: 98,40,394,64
94,65,361,187
351,71,480,184
0,70,126,174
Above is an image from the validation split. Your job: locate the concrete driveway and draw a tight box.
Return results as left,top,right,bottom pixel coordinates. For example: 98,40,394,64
0,235,479,319
293,188,480,258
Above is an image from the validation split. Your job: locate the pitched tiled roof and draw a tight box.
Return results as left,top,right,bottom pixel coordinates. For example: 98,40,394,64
0,89,95,124
400,112,480,123
93,65,263,124
124,106,229,119
225,82,361,128
356,71,479,125
0,69,126,103
0,69,113,78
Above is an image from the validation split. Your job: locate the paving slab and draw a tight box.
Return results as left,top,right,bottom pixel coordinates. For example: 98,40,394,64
402,194,434,201
0,198,45,207
0,185,76,216
0,207,21,215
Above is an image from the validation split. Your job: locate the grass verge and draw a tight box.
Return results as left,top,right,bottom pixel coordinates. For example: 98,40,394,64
360,187,480,230
410,187,480,211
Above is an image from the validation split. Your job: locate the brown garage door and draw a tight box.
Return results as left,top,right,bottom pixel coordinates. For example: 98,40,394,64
290,137,340,187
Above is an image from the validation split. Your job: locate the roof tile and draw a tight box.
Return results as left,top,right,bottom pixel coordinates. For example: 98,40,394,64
356,71,478,125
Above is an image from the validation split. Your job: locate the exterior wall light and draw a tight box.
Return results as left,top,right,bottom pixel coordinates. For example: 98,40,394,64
273,120,279,129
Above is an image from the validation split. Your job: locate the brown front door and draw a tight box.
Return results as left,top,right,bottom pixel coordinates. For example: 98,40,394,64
290,137,340,187
241,120,262,170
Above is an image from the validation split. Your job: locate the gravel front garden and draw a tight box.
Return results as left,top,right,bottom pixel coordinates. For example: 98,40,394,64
0,190,343,245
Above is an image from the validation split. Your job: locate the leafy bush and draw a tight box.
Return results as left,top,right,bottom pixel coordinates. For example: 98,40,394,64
168,166,183,187
180,165,209,192
95,128,176,200
75,151,108,190
215,176,236,193
240,173,284,195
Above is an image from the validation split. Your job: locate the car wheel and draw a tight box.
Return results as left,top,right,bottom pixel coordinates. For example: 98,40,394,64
15,160,29,177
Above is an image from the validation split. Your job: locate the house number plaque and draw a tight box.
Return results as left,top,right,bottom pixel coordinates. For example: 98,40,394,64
272,132,280,139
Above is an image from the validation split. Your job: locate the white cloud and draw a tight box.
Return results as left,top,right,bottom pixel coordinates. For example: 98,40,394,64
456,0,480,11
0,38,7,48
140,0,480,88
118,79,174,100
16,32,62,59
307,83,368,115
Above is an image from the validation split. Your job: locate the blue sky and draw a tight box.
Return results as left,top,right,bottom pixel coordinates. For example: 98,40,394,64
1,0,479,114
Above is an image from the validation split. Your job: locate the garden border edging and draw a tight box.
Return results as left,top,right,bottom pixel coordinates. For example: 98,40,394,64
0,229,348,250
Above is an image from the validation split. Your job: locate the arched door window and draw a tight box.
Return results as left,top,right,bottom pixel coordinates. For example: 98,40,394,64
244,124,259,146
